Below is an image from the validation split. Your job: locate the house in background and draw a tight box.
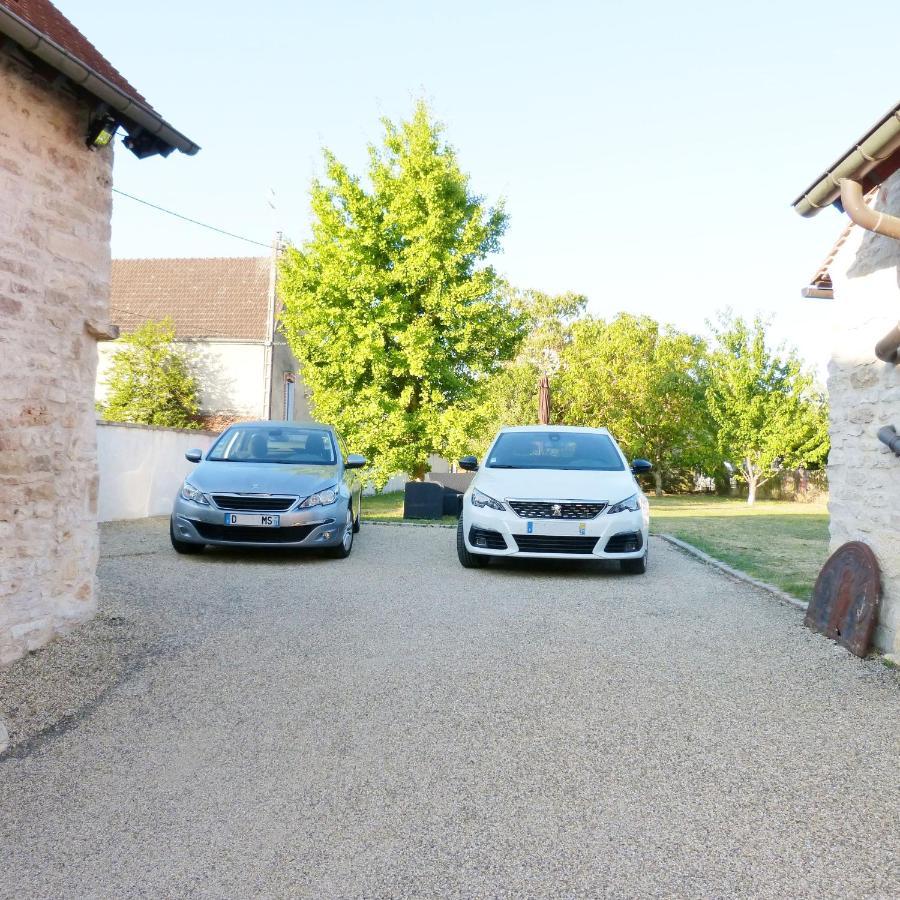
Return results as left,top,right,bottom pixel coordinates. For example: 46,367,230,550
793,101,900,661
97,255,310,428
0,0,196,665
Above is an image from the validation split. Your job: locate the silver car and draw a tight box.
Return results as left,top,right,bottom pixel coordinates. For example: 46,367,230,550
170,421,366,557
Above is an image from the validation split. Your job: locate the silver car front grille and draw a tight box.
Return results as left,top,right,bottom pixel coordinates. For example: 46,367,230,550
211,494,298,512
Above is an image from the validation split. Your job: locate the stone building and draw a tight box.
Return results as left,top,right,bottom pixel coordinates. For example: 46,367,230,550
0,0,196,666
793,102,900,660
97,256,310,428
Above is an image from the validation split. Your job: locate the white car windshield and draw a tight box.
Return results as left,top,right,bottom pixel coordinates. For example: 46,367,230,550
486,432,625,471
208,426,337,465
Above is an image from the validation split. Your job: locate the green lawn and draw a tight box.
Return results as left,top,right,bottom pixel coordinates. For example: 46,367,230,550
363,489,830,601
649,495,829,601
362,491,457,526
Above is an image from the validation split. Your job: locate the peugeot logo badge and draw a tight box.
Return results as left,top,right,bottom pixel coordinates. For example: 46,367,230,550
551,503,562,517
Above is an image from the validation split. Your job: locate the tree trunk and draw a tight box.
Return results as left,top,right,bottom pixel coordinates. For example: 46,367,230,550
747,476,757,505
653,469,663,498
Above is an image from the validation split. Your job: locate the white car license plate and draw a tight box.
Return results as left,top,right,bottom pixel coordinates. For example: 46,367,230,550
527,519,587,535
224,513,280,527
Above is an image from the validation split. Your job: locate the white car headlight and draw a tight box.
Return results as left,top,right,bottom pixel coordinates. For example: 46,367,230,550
299,486,339,509
180,481,209,505
607,493,640,514
471,488,505,511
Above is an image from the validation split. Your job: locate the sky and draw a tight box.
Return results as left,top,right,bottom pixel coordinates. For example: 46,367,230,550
58,0,899,376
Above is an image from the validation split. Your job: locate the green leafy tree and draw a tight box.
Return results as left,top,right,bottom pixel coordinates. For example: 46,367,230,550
98,319,200,429
557,313,715,495
443,290,587,457
279,102,525,486
705,314,829,504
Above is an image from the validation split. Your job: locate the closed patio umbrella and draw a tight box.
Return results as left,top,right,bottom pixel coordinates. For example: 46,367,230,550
538,374,550,425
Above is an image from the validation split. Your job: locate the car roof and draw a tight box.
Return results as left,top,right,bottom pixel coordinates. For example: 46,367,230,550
226,420,334,431
497,425,612,436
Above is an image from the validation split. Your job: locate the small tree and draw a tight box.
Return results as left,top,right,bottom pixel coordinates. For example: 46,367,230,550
705,314,829,504
98,319,200,429
443,290,587,458
557,313,715,495
279,102,524,485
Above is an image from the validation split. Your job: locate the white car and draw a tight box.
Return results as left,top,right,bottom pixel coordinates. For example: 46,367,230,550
456,426,651,573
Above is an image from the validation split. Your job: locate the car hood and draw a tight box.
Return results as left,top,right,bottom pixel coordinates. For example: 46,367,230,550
474,467,637,503
188,461,340,498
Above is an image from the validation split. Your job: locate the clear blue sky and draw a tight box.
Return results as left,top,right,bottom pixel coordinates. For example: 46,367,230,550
59,0,898,374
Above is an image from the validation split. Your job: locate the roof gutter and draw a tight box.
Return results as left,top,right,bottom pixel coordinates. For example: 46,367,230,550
792,103,900,217
0,5,199,157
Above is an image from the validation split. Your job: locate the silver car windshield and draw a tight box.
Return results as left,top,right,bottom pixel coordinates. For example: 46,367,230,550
208,426,337,465
486,432,625,471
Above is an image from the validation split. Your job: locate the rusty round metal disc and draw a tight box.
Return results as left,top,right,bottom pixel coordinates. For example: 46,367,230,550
806,541,881,657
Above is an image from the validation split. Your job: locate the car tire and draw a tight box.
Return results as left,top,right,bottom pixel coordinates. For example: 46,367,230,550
352,497,361,533
328,507,354,559
170,519,204,555
457,517,489,568
621,544,648,574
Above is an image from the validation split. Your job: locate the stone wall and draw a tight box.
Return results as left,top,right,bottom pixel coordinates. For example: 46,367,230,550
0,47,113,666
827,171,900,660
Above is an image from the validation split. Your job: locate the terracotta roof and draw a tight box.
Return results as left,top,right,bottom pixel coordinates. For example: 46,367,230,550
110,258,273,341
1,0,149,108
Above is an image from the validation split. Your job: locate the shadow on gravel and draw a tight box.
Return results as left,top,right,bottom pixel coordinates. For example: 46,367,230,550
478,556,626,580
188,547,341,567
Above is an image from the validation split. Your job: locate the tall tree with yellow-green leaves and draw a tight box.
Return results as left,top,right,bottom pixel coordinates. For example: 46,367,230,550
278,102,524,485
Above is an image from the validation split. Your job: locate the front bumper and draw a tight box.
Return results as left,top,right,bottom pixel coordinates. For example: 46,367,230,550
171,494,348,548
463,502,648,560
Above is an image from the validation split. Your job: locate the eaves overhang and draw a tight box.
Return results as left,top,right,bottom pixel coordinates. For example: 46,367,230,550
792,101,900,217
0,4,199,158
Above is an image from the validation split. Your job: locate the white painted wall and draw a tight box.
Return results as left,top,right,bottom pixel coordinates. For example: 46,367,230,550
97,340,268,418
827,171,900,659
96,422,217,522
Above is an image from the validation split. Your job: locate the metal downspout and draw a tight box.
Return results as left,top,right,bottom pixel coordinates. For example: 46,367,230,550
839,179,900,364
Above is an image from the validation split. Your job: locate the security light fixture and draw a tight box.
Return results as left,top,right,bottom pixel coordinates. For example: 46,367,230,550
86,109,118,149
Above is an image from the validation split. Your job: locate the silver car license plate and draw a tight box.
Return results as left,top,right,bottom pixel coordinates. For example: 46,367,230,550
224,513,280,527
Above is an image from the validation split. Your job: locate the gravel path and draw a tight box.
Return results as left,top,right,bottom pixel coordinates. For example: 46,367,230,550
1,519,897,898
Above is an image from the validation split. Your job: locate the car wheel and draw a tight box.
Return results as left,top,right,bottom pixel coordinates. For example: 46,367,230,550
352,497,361,533
328,507,354,559
170,519,204,555
621,544,648,574
457,517,489,568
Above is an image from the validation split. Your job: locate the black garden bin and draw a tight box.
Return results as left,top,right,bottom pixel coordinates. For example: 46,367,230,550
403,481,445,519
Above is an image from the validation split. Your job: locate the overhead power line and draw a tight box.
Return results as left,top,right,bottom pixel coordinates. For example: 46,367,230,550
112,188,271,249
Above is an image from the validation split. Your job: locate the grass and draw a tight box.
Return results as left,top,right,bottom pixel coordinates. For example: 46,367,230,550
362,489,830,601
362,491,457,526
649,495,829,601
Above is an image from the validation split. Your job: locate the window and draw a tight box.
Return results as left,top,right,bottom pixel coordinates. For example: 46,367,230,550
486,431,624,471
208,426,336,465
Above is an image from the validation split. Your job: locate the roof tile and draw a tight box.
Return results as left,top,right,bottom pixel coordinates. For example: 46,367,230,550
110,257,272,341
2,0,150,108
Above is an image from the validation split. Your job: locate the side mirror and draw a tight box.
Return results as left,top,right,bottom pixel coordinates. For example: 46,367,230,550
345,454,367,469
185,449,203,463
458,456,479,472
631,459,652,475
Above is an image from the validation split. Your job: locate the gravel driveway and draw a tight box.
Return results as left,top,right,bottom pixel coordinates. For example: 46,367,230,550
1,519,897,898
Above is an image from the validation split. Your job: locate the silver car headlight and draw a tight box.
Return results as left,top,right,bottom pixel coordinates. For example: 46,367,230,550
471,488,505,511
180,481,209,505
607,493,640,514
299,486,339,509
